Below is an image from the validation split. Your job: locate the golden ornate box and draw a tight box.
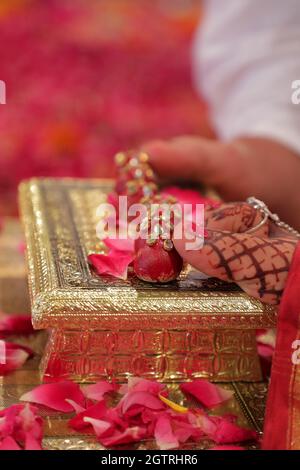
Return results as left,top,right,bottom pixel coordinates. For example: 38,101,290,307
19,178,276,383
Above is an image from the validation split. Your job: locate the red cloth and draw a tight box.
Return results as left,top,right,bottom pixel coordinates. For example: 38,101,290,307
263,242,300,449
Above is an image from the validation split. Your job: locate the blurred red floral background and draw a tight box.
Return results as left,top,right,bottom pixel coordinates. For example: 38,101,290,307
0,0,211,216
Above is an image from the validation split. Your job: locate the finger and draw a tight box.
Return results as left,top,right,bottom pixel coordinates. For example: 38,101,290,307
141,136,228,186
174,232,297,305
205,202,270,237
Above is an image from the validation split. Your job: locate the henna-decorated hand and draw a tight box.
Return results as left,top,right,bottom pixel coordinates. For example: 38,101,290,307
175,202,298,305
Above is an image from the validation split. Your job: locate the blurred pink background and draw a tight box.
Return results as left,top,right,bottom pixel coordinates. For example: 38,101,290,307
0,0,212,215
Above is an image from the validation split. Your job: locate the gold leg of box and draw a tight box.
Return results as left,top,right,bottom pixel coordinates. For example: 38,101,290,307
40,327,262,383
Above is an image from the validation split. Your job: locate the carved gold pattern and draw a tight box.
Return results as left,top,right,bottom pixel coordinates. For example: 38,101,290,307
19,178,277,382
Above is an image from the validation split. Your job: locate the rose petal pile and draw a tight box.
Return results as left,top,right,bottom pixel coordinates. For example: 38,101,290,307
16,377,257,450
88,237,135,281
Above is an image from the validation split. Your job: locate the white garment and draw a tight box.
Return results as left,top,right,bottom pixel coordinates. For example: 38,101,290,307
193,0,300,153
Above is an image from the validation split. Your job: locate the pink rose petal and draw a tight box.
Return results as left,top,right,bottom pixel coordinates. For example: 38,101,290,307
0,404,24,419
188,409,217,436
81,381,118,401
0,315,34,337
65,399,86,414
0,406,18,438
83,417,114,438
212,419,257,444
100,426,147,447
0,403,43,449
120,391,165,414
68,401,108,431
172,418,201,443
173,426,193,444
20,380,85,412
16,404,43,440
0,341,31,376
162,187,220,209
104,238,134,253
105,408,127,430
88,251,134,280
0,418,11,439
180,380,234,408
24,433,43,450
119,377,166,396
154,415,179,450
0,436,21,451
3,341,33,357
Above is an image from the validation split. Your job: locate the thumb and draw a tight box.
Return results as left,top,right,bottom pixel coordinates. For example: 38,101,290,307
141,136,228,186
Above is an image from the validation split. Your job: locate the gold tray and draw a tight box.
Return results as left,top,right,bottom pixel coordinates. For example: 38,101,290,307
19,178,276,382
